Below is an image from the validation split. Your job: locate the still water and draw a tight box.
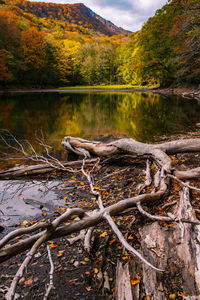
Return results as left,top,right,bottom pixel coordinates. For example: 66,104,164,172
0,91,200,158
0,91,199,225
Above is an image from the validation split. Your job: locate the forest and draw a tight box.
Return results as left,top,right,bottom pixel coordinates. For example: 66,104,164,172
0,0,199,88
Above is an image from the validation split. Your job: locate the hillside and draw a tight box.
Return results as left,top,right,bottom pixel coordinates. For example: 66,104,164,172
6,0,131,36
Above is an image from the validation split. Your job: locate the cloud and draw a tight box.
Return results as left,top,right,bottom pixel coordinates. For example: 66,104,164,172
29,0,168,31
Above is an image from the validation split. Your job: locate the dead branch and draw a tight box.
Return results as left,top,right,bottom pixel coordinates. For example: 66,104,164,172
43,245,54,300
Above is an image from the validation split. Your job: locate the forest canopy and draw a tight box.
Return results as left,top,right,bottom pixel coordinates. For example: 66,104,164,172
0,0,199,88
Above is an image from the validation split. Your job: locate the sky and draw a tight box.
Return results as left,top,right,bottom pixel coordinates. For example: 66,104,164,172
30,0,168,32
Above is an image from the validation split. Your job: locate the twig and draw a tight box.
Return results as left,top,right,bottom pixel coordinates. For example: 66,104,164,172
145,159,152,186
162,200,177,210
136,202,175,222
103,167,130,179
168,174,200,192
43,245,54,300
104,212,164,272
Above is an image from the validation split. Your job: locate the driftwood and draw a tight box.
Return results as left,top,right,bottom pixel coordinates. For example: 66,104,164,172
0,135,200,299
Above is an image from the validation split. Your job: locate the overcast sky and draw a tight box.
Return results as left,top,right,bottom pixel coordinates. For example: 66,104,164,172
30,0,168,31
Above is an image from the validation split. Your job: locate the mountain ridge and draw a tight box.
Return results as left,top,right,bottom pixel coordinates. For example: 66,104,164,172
7,0,131,36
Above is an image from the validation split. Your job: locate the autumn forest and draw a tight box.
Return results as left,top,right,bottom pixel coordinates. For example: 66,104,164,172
0,0,200,88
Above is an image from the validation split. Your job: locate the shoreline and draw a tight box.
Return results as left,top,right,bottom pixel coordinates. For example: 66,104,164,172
0,87,200,100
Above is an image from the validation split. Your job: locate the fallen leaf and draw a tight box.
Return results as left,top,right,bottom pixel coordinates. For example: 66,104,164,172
22,220,29,227
94,268,98,274
84,257,90,261
59,207,67,212
80,261,88,265
24,279,33,286
94,185,100,190
86,286,92,291
169,294,176,299
130,279,140,285
109,238,117,245
57,250,64,257
100,232,108,238
49,243,58,248
122,257,128,260
42,212,47,216
85,272,90,276
19,277,25,284
178,293,188,297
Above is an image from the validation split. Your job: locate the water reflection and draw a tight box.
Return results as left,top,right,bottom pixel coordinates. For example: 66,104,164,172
0,91,199,157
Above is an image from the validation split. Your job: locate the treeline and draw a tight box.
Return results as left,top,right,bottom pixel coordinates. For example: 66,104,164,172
0,0,199,88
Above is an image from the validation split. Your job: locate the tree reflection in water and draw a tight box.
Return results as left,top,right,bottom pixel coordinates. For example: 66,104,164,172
0,91,199,168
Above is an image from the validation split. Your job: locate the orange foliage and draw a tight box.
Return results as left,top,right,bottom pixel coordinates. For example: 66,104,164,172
21,27,47,69
0,51,12,82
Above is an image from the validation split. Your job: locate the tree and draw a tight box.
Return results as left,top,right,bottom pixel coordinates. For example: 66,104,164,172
170,0,200,84
74,41,118,85
21,27,46,70
0,51,12,88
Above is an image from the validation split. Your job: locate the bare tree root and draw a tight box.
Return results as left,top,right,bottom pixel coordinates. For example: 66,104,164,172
1,134,200,299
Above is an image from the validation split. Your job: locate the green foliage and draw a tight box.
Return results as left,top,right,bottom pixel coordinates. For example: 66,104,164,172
74,42,118,85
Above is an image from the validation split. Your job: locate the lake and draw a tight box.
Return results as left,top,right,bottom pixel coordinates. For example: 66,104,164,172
0,91,200,168
0,91,200,226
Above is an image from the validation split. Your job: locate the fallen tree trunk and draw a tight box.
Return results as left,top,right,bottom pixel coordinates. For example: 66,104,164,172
0,158,97,178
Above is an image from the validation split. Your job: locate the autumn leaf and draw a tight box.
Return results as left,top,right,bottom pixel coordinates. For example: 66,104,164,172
57,250,64,257
130,278,140,285
59,207,67,212
49,243,58,248
100,231,108,238
94,268,98,274
169,294,176,299
69,279,76,285
109,238,117,245
178,293,188,297
94,185,100,190
122,256,129,260
85,272,90,276
80,261,88,265
19,277,25,284
22,220,30,227
24,279,33,286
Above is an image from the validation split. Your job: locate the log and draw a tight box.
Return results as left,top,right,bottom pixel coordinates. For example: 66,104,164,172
138,187,200,299
0,158,97,178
